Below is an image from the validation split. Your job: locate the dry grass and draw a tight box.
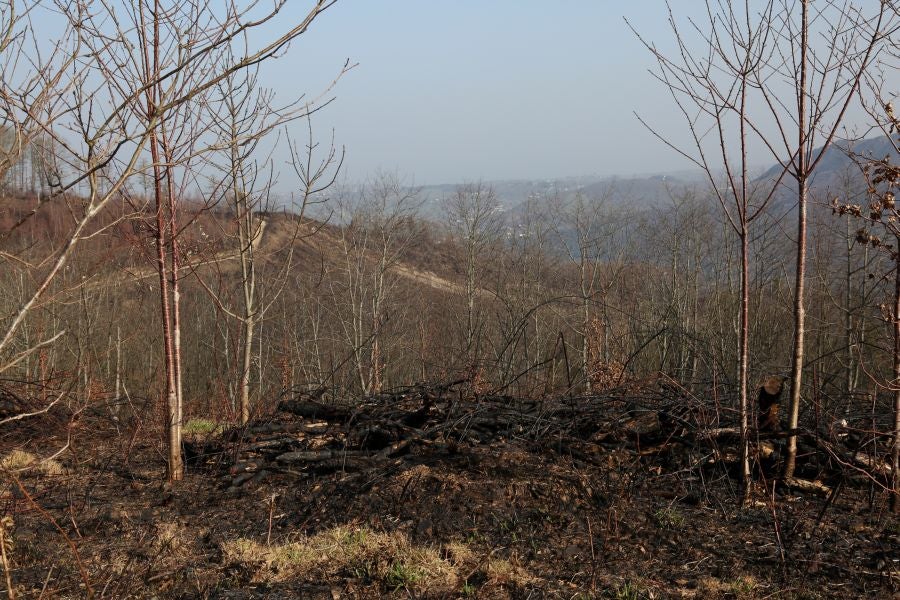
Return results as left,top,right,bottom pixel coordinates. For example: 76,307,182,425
222,525,460,592
484,557,534,586
221,525,539,594
444,540,475,566
694,575,762,599
0,449,64,477
152,521,190,557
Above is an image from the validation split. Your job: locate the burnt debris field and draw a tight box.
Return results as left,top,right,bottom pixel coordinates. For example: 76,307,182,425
1,377,897,598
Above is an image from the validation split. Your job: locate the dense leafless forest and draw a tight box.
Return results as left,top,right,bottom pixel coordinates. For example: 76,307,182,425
1,1,900,598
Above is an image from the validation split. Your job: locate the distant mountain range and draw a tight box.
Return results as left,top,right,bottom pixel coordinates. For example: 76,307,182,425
760,135,899,186
409,135,898,220
416,170,709,218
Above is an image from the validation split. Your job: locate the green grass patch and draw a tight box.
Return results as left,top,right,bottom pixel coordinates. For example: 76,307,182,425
652,507,685,530
182,418,223,435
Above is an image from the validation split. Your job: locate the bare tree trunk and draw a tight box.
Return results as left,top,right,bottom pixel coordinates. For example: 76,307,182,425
737,73,752,499
466,235,477,357
582,263,591,393
447,182,500,369
150,132,182,481
114,326,122,418
892,237,900,513
371,335,382,393
846,216,855,397
857,245,868,395
785,0,809,480
370,262,386,393
143,1,182,481
785,180,808,479
739,226,751,497
164,140,184,464
236,163,256,425
240,316,254,423
170,239,184,476
257,316,265,409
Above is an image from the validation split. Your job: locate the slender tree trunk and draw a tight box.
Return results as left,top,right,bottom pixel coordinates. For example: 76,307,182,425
237,190,257,424
114,326,121,418
734,65,753,501
892,239,900,513
353,289,368,392
257,316,265,404
785,173,808,479
785,0,809,480
170,238,184,474
582,293,591,393
164,147,184,464
371,335,382,393
150,133,182,481
846,216,855,397
740,226,751,498
240,317,254,424
142,0,182,481
371,265,385,393
857,245,868,394
466,237,477,358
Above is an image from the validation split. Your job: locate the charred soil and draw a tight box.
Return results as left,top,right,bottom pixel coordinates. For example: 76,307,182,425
1,382,898,599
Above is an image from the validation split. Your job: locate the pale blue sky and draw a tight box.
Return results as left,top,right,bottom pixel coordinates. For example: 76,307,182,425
266,2,697,186
32,1,891,193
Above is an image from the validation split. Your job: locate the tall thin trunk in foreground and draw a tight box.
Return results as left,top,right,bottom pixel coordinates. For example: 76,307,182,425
892,238,900,512
141,0,182,480
784,0,809,480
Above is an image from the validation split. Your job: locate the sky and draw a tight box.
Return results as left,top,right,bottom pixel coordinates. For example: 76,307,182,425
27,1,896,194
261,2,702,187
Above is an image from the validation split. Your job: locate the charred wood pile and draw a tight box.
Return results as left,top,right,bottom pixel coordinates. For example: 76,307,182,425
190,377,894,501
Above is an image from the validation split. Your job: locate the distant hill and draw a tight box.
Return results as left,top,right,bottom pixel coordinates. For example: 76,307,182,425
760,135,899,187
416,170,708,219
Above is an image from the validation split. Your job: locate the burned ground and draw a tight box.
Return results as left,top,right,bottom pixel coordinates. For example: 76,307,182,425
1,380,898,599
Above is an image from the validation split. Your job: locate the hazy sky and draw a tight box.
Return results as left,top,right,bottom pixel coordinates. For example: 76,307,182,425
265,2,703,186
27,1,896,194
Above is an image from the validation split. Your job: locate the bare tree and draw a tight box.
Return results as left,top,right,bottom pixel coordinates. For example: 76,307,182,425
444,182,503,370
550,189,629,393
0,0,343,479
634,0,894,491
333,173,422,394
201,51,344,422
833,101,900,511
632,1,785,496
757,1,891,478
491,195,556,395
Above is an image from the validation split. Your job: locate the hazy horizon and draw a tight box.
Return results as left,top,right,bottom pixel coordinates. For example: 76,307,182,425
264,2,711,188
261,1,895,192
